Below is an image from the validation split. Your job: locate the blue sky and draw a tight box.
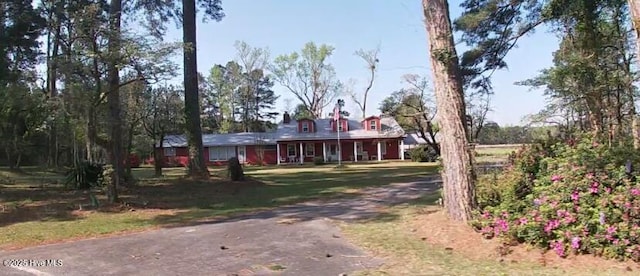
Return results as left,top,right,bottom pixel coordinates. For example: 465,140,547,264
160,0,560,126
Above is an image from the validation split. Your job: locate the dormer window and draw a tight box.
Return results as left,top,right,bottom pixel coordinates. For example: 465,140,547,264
302,122,309,132
338,123,344,132
369,120,377,130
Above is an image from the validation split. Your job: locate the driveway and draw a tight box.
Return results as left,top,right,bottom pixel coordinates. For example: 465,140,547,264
0,175,442,276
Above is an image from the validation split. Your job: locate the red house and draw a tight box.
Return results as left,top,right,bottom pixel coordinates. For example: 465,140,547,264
156,112,406,166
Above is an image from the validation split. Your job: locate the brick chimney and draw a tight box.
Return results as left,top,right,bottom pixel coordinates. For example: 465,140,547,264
283,111,291,124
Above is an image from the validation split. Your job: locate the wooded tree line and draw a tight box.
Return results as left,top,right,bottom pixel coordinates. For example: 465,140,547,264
0,0,401,203
421,0,640,221
0,0,225,202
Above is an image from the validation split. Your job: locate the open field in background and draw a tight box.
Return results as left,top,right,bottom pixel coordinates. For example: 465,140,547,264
474,144,522,163
0,162,437,249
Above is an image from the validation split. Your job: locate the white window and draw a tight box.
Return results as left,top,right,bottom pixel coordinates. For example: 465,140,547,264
302,122,309,132
209,146,236,161
369,120,377,130
305,143,315,156
287,144,296,156
381,141,387,154
164,147,176,156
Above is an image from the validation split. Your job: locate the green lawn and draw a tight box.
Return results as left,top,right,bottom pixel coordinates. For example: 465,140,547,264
475,145,520,163
0,162,436,249
342,195,635,276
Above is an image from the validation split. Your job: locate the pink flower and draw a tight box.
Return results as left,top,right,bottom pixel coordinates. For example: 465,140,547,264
563,214,576,224
518,217,528,225
590,182,599,194
631,188,640,196
494,218,509,235
607,226,617,235
571,190,580,202
551,175,563,182
605,187,612,193
571,236,581,249
481,211,491,219
551,240,566,257
544,219,561,234
557,210,569,218
587,173,595,179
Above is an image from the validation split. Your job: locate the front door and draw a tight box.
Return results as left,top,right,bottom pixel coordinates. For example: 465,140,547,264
237,146,246,164
329,144,339,161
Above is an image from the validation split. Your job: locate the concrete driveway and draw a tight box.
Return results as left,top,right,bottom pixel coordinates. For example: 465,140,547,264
0,175,441,276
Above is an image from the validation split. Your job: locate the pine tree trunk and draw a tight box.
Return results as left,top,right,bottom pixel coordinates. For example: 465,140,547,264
107,0,124,202
628,0,640,149
154,134,164,177
182,0,210,179
422,0,477,222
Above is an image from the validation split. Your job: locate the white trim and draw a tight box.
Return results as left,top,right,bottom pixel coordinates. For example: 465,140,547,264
302,122,310,132
355,141,364,154
287,144,296,157
208,146,236,161
322,142,327,162
369,120,377,130
305,143,315,157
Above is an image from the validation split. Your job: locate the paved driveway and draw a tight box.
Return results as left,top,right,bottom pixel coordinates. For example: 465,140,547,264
1,175,441,276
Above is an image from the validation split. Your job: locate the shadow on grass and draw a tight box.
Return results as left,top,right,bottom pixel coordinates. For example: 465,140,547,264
148,170,442,228
0,163,439,231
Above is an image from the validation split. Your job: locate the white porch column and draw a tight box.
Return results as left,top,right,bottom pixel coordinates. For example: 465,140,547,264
299,142,304,164
353,141,358,162
377,140,382,161
400,139,405,160
322,142,327,162
276,143,281,165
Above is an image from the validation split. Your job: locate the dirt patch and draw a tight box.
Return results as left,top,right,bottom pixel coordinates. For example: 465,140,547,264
410,207,640,274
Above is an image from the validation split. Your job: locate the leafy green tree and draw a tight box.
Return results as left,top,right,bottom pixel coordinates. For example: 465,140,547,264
271,42,342,118
380,74,440,155
292,104,314,120
0,84,48,169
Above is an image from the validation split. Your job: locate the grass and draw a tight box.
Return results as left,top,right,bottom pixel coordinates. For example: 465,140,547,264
0,161,436,249
475,145,520,163
341,194,636,276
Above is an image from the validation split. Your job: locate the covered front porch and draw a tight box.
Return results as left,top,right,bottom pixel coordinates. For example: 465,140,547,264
275,139,405,165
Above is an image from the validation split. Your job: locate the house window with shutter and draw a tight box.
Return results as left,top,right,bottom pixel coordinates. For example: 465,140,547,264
369,120,377,130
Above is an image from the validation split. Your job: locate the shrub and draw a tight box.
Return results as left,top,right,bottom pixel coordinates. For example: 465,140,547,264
313,156,324,165
409,145,439,162
473,135,640,261
64,160,104,190
227,157,245,181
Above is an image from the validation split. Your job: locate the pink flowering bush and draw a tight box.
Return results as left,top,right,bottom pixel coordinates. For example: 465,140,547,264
474,135,640,261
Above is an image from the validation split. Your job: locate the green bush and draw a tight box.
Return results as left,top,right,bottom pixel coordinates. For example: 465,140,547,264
64,160,104,190
409,145,439,162
313,156,324,165
474,135,640,261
